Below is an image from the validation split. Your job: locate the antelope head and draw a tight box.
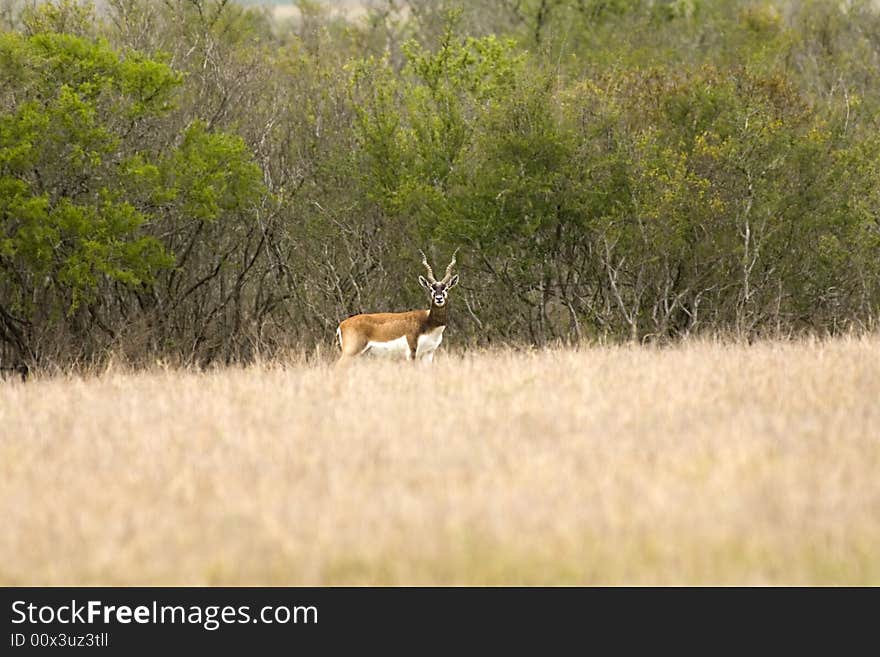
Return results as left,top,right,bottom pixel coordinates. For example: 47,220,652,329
418,248,460,308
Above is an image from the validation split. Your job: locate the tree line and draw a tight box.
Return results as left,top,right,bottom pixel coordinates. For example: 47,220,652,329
2,0,880,370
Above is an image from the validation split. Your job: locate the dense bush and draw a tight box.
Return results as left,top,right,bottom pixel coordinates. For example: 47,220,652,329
2,0,880,368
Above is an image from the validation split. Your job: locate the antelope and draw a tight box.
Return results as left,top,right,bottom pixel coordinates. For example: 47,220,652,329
336,249,460,364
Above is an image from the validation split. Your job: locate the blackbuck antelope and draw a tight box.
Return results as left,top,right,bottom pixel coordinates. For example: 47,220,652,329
336,249,460,364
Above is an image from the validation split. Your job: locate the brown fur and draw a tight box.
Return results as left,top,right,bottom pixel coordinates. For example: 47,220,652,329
337,305,448,364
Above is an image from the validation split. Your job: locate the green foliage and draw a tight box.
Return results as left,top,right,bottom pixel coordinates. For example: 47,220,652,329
346,9,880,341
158,121,264,223
0,30,179,317
4,0,880,366
0,20,263,358
351,29,529,242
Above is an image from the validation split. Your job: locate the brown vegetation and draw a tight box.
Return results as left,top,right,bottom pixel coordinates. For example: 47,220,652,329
2,337,878,584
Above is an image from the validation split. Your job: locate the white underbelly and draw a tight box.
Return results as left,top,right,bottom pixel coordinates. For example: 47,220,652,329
366,336,410,358
416,327,445,357
363,328,445,360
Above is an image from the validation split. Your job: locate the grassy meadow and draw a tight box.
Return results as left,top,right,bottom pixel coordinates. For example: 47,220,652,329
1,337,879,585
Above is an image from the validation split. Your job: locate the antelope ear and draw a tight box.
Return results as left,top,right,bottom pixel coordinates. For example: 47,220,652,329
447,274,460,289
418,275,431,290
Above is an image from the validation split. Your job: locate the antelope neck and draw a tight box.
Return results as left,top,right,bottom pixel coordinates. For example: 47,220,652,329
427,302,448,327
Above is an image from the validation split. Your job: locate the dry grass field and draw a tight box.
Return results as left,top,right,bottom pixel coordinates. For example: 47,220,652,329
1,337,879,585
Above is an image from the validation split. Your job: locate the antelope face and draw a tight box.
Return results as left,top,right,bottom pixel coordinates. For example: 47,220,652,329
418,248,460,308
419,274,459,307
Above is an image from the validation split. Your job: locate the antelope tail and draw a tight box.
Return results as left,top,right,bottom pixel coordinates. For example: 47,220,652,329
336,327,342,350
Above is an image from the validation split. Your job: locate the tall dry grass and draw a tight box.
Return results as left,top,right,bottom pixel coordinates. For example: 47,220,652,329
1,337,879,584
